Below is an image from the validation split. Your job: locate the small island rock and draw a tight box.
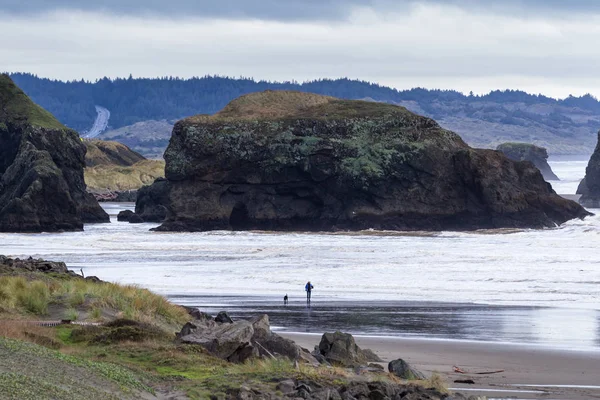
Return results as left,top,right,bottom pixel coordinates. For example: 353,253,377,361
496,142,559,181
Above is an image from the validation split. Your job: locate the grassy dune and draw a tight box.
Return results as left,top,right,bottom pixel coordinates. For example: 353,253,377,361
0,270,447,399
84,159,165,192
0,274,188,329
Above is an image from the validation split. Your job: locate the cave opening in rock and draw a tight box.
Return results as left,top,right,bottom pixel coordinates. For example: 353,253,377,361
229,203,251,230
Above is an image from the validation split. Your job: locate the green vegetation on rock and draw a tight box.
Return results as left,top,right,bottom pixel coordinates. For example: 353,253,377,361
0,74,66,130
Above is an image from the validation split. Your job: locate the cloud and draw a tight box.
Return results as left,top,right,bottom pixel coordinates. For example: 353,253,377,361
2,2,600,97
3,0,600,20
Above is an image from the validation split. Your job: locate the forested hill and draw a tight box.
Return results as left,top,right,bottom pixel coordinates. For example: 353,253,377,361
9,73,600,154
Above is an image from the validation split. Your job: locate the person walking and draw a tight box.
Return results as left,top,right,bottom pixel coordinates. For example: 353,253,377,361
305,281,314,303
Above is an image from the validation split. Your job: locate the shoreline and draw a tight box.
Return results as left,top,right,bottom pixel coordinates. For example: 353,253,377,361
280,332,600,400
273,330,600,354
186,298,600,352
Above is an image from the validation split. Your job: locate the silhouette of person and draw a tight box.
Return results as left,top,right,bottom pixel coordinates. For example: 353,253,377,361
305,281,314,303
284,294,288,305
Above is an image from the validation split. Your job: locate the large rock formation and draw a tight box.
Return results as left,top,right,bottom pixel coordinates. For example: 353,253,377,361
496,142,559,181
0,75,109,232
146,91,589,232
577,131,600,208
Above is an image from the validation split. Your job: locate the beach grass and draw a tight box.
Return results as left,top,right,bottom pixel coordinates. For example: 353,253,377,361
0,275,189,329
0,270,449,399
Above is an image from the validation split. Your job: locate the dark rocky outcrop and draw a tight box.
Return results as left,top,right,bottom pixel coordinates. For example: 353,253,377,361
134,178,170,222
0,75,109,232
177,313,318,365
577,131,600,208
146,91,588,232
496,142,559,181
230,380,473,400
316,331,382,367
388,358,426,380
117,210,134,221
0,255,101,282
215,311,234,324
128,214,144,224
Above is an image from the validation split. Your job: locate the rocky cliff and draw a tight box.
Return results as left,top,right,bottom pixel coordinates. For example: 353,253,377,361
146,91,589,232
496,142,559,181
0,74,108,232
577,131,600,208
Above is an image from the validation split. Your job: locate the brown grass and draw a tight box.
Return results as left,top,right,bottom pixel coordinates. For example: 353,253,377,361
0,321,60,348
84,159,165,191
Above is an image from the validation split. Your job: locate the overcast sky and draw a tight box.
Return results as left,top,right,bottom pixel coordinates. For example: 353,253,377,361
2,1,600,98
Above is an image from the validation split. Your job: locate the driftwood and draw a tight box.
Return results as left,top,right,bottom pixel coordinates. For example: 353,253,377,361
453,366,505,375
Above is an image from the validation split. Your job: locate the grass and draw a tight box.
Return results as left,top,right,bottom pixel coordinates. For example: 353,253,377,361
0,74,66,130
186,90,413,123
84,140,146,167
0,275,189,330
0,270,450,399
0,336,152,399
84,159,165,192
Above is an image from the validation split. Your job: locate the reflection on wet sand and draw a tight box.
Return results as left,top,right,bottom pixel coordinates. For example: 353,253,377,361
178,297,600,351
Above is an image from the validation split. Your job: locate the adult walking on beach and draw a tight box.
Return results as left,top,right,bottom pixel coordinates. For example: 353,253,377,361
305,281,314,303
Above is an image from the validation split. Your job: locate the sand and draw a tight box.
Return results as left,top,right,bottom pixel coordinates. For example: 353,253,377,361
280,332,600,400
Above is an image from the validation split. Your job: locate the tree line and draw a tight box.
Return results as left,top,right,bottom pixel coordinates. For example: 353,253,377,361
9,73,600,132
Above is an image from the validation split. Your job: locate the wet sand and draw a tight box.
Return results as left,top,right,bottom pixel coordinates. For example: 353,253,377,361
281,333,600,400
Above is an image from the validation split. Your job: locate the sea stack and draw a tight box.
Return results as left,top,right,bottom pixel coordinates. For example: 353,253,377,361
145,90,589,232
0,74,109,232
577,131,600,208
496,142,559,181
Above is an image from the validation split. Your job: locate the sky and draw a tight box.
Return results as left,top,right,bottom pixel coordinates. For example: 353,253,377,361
2,0,600,98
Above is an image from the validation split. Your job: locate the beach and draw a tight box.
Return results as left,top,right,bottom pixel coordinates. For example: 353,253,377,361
281,332,600,400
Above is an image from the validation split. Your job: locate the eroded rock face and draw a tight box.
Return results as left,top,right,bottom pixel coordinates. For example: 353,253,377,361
578,132,600,208
147,91,588,232
496,142,559,181
0,75,108,232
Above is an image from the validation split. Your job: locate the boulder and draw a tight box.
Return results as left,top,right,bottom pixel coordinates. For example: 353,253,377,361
0,74,109,232
388,358,426,380
128,214,144,224
178,313,320,365
185,307,212,321
179,318,255,361
146,91,588,232
135,178,169,222
117,210,134,221
578,131,600,208
249,314,270,340
496,142,559,181
215,311,234,324
316,331,379,367
276,379,296,395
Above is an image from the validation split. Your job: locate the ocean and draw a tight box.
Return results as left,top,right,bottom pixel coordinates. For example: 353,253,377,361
1,158,599,350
